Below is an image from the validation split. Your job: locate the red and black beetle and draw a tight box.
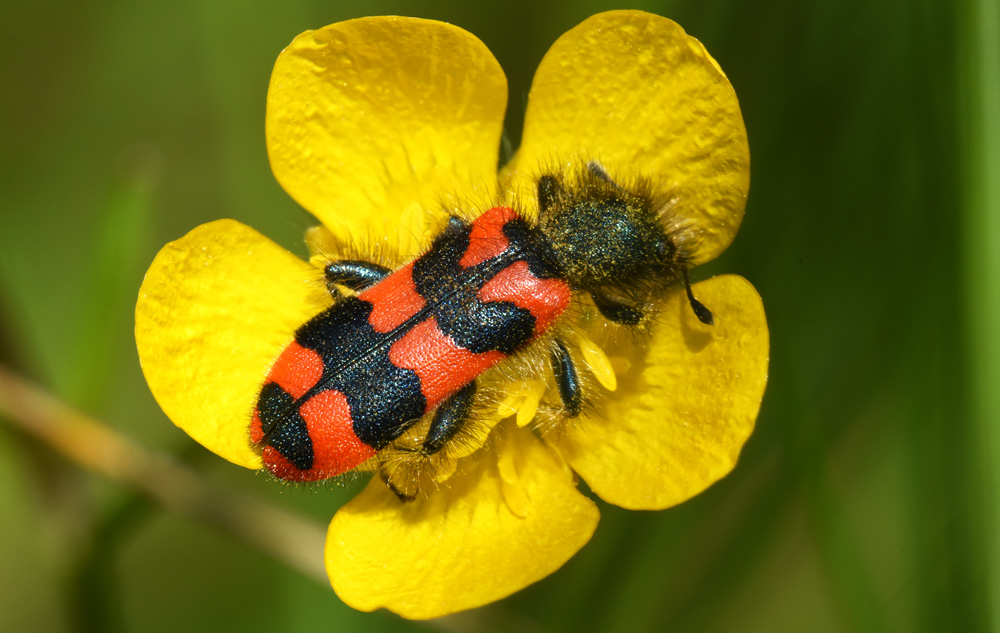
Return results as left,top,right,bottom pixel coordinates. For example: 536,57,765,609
250,162,712,485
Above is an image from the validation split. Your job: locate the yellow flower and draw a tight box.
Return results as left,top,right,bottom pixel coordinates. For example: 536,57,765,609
135,11,768,619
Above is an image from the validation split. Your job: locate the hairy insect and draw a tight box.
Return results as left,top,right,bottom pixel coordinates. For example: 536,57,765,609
250,162,711,492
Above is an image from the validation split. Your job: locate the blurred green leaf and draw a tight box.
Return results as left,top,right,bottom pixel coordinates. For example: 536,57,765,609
960,0,1000,630
65,149,156,410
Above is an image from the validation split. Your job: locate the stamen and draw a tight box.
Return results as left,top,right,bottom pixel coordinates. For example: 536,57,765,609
515,380,547,427
490,379,546,428
577,333,617,391
494,380,528,419
497,448,529,518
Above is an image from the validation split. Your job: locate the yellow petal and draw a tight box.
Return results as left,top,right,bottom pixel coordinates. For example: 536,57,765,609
557,275,768,510
266,17,507,258
135,220,331,468
326,424,599,619
510,11,749,264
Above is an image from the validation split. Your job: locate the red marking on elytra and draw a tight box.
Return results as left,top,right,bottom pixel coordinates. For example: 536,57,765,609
479,261,572,334
459,206,517,268
361,262,426,333
265,342,324,399
261,446,311,481
299,389,375,475
261,389,375,481
249,409,266,444
389,318,504,410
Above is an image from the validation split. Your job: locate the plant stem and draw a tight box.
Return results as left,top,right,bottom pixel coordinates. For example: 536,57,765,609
0,364,328,585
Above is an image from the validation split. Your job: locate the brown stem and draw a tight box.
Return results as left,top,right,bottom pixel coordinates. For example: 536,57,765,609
0,364,328,584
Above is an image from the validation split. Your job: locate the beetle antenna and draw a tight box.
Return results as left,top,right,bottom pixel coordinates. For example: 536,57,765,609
682,267,714,325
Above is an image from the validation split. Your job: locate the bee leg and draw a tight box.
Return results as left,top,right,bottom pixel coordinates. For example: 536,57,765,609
422,381,477,455
323,260,391,296
682,267,714,325
591,290,645,325
380,472,417,503
551,339,583,417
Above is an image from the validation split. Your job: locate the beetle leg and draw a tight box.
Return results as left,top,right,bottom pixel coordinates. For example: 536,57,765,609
586,160,614,184
591,290,645,325
422,381,477,455
445,214,468,232
551,339,583,417
323,260,391,295
380,472,417,503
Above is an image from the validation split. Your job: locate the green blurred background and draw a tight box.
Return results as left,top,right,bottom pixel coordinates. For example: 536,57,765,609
1,0,997,631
